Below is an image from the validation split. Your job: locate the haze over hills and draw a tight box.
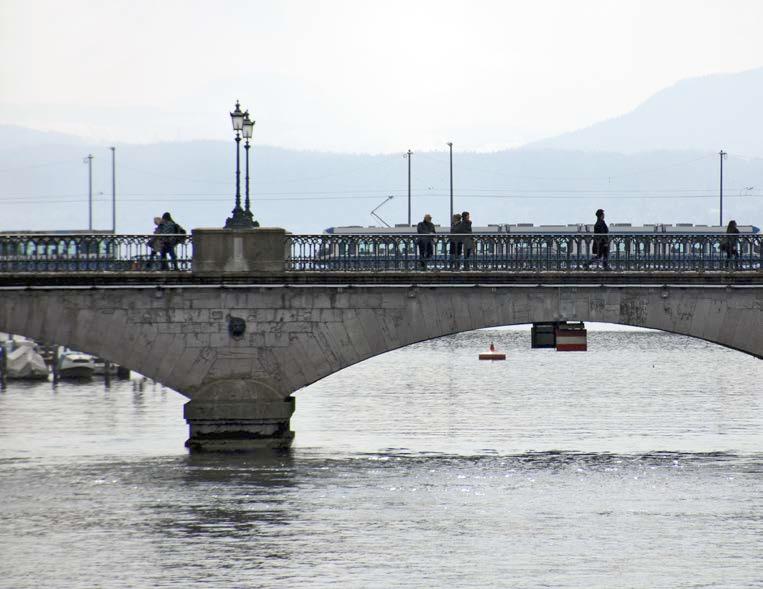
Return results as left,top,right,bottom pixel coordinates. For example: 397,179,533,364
1,68,762,234
528,67,763,156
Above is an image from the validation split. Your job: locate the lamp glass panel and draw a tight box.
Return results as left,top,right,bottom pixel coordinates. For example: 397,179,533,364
242,118,255,139
230,104,245,131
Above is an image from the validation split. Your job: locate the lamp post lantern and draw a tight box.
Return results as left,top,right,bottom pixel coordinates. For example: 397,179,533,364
225,100,256,229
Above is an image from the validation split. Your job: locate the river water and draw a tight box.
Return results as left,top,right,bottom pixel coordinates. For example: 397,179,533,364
0,326,761,588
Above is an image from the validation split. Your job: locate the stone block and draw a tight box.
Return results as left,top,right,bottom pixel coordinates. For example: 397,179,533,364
355,308,386,355
264,333,290,347
313,330,344,374
185,332,211,348
284,321,312,333
245,290,282,309
155,322,184,334
147,337,184,380
478,289,500,328
381,292,407,309
718,307,744,347
190,297,225,310
310,292,334,309
274,309,298,322
357,292,383,309
318,321,356,366
192,227,287,274
331,291,350,308
318,309,343,323
254,309,276,322
170,347,217,395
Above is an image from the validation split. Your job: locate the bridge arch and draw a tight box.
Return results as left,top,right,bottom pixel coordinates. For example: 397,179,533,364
0,283,760,450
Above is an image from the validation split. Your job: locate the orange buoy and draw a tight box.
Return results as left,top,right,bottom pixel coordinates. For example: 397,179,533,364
479,342,506,361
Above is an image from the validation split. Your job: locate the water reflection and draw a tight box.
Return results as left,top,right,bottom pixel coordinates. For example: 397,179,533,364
0,328,761,588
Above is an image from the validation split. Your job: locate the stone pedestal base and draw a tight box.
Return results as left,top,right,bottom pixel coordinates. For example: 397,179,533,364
184,397,295,451
191,227,287,274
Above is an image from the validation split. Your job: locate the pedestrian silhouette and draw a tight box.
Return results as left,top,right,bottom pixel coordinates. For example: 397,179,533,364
585,208,609,270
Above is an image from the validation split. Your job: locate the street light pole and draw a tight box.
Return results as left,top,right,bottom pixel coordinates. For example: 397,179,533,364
242,112,258,226
448,142,453,224
110,146,116,233
719,150,727,227
225,101,256,229
405,149,412,226
235,129,241,208
84,154,94,231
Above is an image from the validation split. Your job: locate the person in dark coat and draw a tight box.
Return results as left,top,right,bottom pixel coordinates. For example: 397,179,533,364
145,216,163,270
448,213,462,269
722,219,740,268
158,212,181,271
416,213,436,270
586,208,609,270
457,211,474,270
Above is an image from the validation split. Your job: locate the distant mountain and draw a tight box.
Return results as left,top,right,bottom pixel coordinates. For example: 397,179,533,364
527,67,763,156
0,124,85,148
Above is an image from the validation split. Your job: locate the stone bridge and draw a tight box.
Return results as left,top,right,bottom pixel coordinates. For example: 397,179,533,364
1,228,761,450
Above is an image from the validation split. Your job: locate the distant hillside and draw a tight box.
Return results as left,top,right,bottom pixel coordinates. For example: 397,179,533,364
0,124,84,147
527,67,763,157
1,131,761,235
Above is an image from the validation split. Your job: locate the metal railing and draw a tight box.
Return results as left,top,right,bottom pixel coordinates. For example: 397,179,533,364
0,234,192,272
0,232,760,273
286,233,763,272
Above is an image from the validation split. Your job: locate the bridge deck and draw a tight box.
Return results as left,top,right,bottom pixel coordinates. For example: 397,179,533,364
1,270,761,288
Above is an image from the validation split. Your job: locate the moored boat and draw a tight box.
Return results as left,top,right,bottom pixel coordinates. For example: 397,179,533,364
5,341,49,380
57,351,95,380
92,357,119,377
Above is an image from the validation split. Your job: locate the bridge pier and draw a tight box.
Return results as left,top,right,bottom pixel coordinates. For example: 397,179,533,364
183,389,295,451
184,398,295,451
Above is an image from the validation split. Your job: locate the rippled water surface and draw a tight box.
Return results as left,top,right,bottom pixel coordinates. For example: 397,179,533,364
1,327,761,588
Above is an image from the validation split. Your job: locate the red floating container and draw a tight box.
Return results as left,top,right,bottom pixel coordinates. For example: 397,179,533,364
555,325,587,351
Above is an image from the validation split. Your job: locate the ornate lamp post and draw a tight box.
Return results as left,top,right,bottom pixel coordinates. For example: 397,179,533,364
225,101,256,229
242,112,259,227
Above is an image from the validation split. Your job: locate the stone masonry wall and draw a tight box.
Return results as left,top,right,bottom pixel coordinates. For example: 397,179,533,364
0,285,760,402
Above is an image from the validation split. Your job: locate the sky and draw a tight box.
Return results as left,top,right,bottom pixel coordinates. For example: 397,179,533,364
2,0,763,152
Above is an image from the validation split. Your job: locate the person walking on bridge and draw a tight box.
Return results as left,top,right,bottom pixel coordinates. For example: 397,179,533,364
455,211,474,270
158,212,182,271
145,216,163,270
722,219,740,269
416,213,436,270
586,208,609,270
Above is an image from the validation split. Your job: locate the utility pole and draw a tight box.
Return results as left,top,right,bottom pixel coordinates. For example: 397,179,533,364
110,147,116,233
405,149,412,226
84,154,94,230
448,142,453,225
719,150,727,227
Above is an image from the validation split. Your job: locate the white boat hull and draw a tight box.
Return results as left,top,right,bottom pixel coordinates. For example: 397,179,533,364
5,344,49,380
57,353,95,380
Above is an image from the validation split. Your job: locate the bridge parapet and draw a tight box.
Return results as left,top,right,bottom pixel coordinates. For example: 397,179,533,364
1,230,760,274
286,232,763,273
